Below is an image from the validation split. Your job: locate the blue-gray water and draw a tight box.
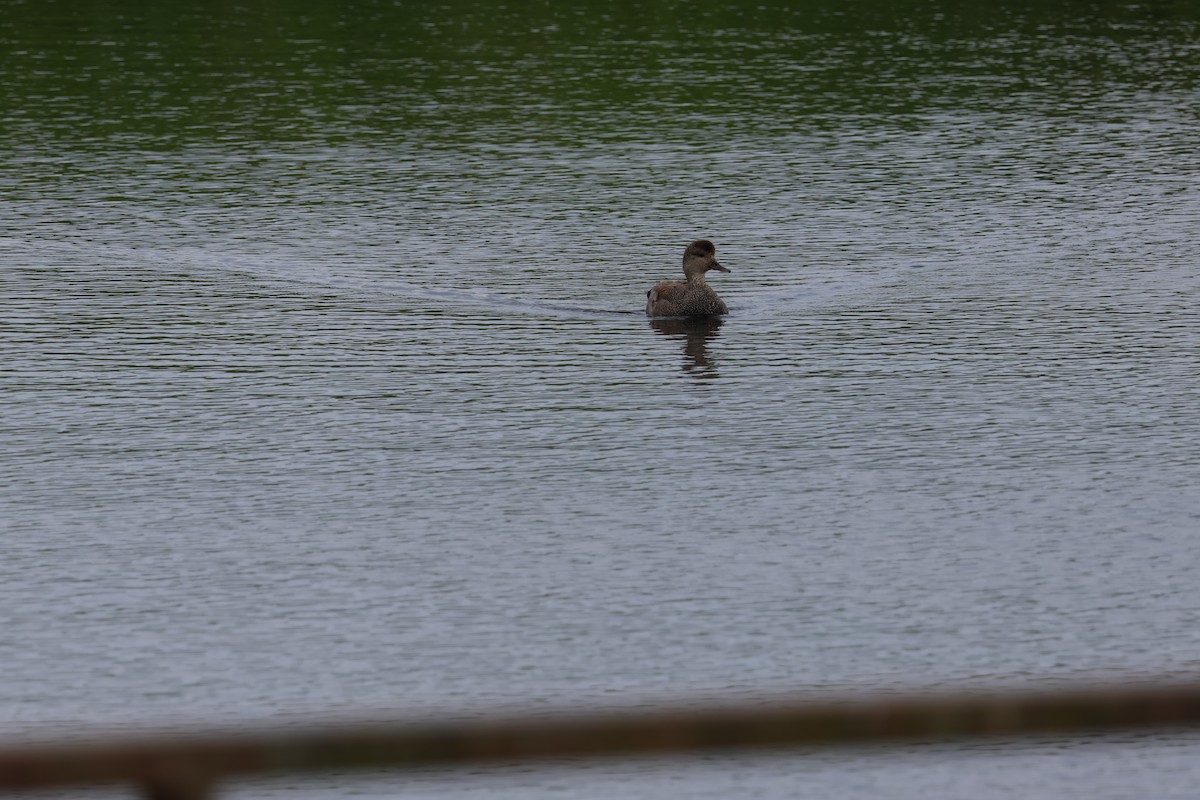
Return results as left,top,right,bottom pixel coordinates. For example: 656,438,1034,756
3,1,1200,796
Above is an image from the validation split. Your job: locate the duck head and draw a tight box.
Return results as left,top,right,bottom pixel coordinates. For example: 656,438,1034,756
683,239,730,280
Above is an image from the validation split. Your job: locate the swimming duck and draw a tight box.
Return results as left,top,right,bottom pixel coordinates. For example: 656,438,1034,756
645,239,730,317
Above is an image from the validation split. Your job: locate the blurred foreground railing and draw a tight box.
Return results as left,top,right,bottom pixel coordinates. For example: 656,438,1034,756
3,680,1200,799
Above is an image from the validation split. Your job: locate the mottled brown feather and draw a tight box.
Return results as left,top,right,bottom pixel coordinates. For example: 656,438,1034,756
646,281,728,316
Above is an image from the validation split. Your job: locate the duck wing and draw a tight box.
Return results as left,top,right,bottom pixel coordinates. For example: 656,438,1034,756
646,280,688,316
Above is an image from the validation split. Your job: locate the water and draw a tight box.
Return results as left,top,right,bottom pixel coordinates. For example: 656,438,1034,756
3,0,1200,796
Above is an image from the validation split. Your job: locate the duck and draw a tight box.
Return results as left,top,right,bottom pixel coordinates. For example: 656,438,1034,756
645,239,731,317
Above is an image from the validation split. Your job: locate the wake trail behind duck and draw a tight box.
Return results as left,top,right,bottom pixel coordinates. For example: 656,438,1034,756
10,236,645,319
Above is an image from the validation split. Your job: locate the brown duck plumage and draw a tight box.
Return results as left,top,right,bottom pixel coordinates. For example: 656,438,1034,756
645,239,731,317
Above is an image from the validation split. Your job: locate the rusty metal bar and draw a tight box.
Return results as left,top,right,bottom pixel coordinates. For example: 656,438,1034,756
1,680,1199,797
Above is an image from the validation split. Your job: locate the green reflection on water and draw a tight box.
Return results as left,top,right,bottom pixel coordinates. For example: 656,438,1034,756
3,0,1198,152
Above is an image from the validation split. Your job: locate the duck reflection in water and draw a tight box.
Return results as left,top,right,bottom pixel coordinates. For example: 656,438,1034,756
649,316,724,379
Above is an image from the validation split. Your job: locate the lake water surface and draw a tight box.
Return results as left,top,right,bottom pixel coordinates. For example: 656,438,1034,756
3,1,1200,797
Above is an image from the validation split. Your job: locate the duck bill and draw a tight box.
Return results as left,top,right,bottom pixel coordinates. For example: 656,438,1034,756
709,261,730,273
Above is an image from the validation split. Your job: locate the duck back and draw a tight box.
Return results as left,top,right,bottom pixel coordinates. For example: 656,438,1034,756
646,281,728,317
